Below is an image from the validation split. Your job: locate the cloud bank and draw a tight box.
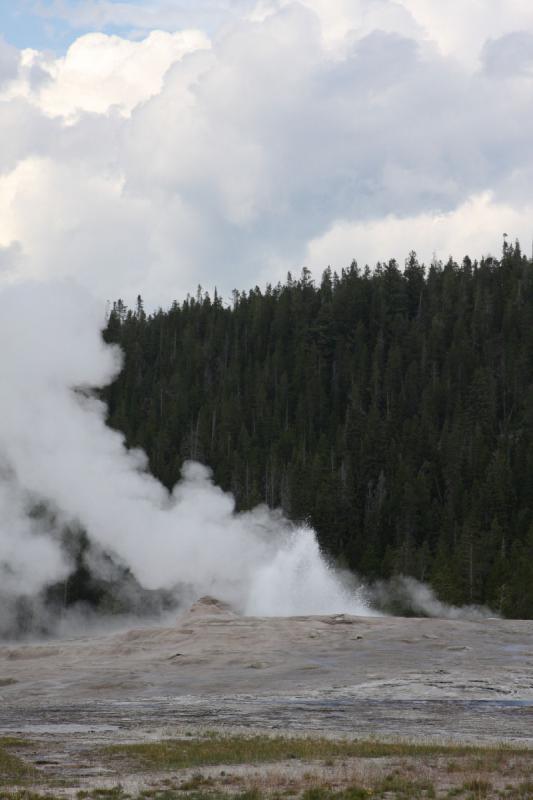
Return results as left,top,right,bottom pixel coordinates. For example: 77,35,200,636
0,1,532,303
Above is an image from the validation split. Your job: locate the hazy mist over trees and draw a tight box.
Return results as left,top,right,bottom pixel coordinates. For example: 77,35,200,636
103,242,533,619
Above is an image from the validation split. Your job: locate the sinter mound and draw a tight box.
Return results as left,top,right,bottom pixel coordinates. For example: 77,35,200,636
0,610,532,745
181,595,237,620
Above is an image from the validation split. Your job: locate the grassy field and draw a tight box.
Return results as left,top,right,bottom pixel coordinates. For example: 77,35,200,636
0,737,37,785
1,733,532,800
3,780,533,799
104,735,531,770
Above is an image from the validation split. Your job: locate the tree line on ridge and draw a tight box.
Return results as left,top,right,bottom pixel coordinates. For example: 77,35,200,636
103,242,533,618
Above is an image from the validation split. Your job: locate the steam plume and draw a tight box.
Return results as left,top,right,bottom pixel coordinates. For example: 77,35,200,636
369,576,495,620
0,281,373,635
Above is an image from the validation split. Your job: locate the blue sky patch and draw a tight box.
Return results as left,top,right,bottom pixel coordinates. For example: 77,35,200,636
0,1,249,53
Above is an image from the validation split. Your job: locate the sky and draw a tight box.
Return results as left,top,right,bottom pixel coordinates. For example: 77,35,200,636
1,0,533,305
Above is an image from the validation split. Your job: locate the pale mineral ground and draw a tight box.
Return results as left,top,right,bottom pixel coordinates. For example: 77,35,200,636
0,597,532,796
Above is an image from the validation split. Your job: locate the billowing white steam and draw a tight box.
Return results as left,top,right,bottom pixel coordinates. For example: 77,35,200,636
0,281,373,625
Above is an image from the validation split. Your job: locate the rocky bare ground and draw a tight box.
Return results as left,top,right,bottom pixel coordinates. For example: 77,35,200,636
0,599,532,796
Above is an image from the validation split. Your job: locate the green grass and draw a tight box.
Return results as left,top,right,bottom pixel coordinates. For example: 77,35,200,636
0,737,32,748
462,779,492,796
302,789,371,800
376,773,436,798
104,734,532,772
0,738,36,785
3,782,533,800
0,791,422,800
3,794,70,800
2,734,532,800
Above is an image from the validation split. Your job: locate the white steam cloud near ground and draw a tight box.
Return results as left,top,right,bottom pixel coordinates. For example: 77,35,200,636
0,280,493,636
0,281,374,633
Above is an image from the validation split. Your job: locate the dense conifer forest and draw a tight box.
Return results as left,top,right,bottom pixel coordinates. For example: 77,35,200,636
103,242,533,618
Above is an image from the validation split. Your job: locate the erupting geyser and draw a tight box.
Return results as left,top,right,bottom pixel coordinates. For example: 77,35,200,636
0,281,373,636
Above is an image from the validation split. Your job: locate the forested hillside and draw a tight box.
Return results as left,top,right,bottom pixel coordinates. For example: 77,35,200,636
104,243,533,618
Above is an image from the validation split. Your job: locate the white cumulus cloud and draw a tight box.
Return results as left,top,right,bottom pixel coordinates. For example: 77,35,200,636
1,1,533,303
305,192,533,274
7,28,210,119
